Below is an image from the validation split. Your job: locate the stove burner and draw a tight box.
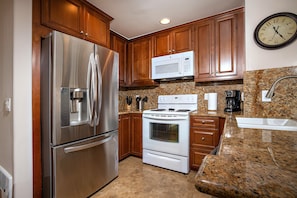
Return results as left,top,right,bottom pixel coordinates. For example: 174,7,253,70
151,109,166,111
169,108,175,111
176,109,191,112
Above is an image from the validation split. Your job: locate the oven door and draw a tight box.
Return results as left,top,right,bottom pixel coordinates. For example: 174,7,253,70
142,114,189,156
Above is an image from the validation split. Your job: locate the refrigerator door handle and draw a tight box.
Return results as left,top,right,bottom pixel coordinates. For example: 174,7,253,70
63,135,113,153
87,53,96,126
95,54,102,126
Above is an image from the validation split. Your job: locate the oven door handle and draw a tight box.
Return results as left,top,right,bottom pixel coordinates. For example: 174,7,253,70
143,114,188,120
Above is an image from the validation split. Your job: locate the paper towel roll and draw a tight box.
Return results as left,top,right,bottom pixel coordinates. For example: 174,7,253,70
208,93,217,111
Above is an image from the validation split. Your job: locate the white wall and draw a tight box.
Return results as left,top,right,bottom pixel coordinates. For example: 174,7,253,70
245,0,297,71
13,0,33,197
0,0,14,175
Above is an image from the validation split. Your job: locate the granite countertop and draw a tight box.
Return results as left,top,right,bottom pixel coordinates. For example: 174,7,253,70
118,110,143,115
194,113,297,198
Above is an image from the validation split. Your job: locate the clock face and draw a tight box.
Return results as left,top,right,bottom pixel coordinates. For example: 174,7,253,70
254,12,297,49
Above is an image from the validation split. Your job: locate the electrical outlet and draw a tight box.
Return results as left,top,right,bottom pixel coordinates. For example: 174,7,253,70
262,90,271,102
0,166,12,198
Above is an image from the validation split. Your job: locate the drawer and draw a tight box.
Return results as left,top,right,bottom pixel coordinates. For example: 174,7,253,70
190,116,219,129
191,129,217,146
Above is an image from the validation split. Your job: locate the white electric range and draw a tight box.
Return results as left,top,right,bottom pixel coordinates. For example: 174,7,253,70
142,94,198,174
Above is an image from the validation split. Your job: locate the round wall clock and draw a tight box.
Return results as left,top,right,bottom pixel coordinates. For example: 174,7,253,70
254,12,297,49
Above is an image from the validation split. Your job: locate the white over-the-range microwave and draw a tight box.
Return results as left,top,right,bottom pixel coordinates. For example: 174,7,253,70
151,51,194,80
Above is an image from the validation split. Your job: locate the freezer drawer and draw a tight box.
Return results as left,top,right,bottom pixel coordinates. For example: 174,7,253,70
52,131,118,198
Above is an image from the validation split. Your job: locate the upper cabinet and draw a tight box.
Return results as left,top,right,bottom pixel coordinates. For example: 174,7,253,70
127,37,158,87
153,25,193,57
110,32,128,87
194,8,245,82
41,0,112,47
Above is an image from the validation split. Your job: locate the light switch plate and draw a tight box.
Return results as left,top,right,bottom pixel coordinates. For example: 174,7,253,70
4,98,11,112
262,90,271,102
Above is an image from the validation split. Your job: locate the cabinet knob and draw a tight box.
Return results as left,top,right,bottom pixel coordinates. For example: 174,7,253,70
85,33,88,36
201,137,205,141
202,121,205,124
80,31,84,34
172,49,175,52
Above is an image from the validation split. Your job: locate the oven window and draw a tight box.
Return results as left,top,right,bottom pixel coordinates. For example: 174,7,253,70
150,123,179,142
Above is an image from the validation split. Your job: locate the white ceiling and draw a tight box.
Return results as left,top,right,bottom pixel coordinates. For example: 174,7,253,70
87,0,245,40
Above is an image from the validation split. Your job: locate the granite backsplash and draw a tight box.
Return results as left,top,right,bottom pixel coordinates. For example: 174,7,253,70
119,66,297,119
243,65,297,119
119,81,243,112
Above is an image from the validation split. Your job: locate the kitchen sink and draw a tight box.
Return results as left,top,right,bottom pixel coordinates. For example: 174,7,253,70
235,117,297,131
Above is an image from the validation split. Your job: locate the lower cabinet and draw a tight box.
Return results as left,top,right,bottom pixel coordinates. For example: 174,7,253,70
118,113,142,161
118,114,131,161
190,116,224,170
130,113,143,157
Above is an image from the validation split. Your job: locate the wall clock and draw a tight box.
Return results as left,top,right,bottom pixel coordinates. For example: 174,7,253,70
254,12,297,49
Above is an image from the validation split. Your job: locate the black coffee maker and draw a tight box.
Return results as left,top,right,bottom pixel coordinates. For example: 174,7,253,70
224,90,241,112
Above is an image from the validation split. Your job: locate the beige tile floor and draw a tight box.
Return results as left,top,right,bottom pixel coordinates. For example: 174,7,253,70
91,156,212,198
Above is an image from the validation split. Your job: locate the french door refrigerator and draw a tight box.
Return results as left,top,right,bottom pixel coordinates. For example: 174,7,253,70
40,31,119,198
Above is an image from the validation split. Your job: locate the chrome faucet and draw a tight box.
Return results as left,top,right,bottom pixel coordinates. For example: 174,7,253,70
265,75,297,98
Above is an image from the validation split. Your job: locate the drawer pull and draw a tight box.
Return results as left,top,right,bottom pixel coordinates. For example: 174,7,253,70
201,137,205,141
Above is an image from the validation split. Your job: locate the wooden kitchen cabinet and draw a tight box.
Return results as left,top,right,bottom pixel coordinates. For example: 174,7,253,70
194,8,245,82
118,114,131,161
190,116,221,170
110,32,128,87
130,113,143,157
83,5,111,46
41,0,112,47
118,113,143,160
127,37,158,87
153,25,193,57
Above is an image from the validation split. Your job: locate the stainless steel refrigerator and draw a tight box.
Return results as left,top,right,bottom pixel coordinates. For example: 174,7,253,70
40,31,119,198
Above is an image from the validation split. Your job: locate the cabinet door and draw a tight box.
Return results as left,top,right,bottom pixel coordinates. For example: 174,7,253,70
130,114,142,157
214,10,244,79
215,14,236,77
153,26,193,57
84,6,110,47
194,19,215,80
110,33,127,87
153,31,171,57
118,114,130,161
194,8,244,82
171,26,193,54
190,148,211,170
41,0,83,38
128,37,157,87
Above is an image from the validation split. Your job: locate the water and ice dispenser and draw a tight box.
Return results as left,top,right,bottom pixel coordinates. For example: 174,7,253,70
61,87,88,126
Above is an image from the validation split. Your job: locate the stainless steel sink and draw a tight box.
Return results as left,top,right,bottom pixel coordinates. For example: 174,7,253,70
235,117,297,131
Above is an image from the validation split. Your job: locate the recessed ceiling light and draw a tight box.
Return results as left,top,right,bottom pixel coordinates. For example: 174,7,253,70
160,18,170,25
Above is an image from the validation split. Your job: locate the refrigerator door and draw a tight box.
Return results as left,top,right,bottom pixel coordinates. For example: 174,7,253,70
52,131,118,198
50,31,96,145
94,45,119,134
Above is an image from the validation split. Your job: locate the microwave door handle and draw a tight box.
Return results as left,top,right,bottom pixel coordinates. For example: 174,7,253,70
63,135,113,153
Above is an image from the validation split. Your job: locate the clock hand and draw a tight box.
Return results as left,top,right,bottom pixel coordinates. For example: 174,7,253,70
273,26,286,40
270,26,278,40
